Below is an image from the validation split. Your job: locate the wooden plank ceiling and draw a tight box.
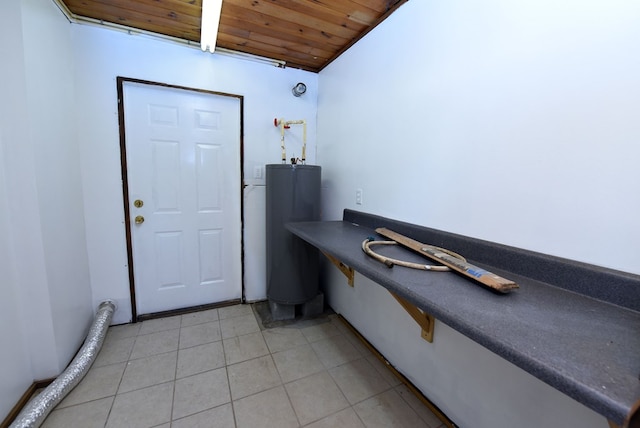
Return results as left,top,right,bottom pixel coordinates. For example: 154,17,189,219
59,0,408,72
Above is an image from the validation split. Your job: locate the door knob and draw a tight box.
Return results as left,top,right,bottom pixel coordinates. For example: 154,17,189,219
134,199,144,208
134,215,145,224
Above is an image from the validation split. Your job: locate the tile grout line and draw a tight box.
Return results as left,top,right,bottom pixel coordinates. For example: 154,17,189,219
252,304,302,427
167,315,185,426
100,326,139,428
99,323,140,427
221,318,239,428
52,305,448,428
270,328,305,428
335,314,454,428
297,317,407,427
280,379,303,427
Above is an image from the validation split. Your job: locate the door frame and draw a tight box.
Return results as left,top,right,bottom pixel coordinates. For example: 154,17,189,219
116,76,245,322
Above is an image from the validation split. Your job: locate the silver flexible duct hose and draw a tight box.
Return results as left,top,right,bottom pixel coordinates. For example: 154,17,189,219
10,300,116,428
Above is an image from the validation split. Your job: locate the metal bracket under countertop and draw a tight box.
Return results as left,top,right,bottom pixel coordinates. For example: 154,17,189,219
321,250,435,343
322,251,354,287
390,292,435,343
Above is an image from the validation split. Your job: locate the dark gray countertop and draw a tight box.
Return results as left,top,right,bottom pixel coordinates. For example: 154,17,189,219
286,210,640,426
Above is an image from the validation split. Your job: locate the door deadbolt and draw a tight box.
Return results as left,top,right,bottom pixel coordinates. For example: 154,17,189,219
134,199,144,208
134,215,145,224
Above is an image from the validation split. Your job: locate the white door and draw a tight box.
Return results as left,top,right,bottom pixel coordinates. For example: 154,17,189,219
123,81,242,316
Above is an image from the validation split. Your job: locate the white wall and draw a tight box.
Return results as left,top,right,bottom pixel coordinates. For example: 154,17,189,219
1,0,317,417
0,1,46,418
71,24,319,323
22,0,94,372
319,0,640,275
327,271,609,428
0,124,33,420
317,1,639,427
0,0,93,418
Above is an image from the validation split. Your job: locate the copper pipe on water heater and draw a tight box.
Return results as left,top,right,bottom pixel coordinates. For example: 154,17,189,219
274,118,307,164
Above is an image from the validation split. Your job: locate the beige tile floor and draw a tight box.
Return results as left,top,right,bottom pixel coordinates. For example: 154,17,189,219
40,304,446,428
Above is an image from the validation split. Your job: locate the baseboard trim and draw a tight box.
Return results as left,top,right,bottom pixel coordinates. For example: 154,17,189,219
337,315,457,428
1,378,56,428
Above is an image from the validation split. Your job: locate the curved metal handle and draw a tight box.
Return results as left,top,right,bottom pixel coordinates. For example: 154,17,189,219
134,215,145,224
